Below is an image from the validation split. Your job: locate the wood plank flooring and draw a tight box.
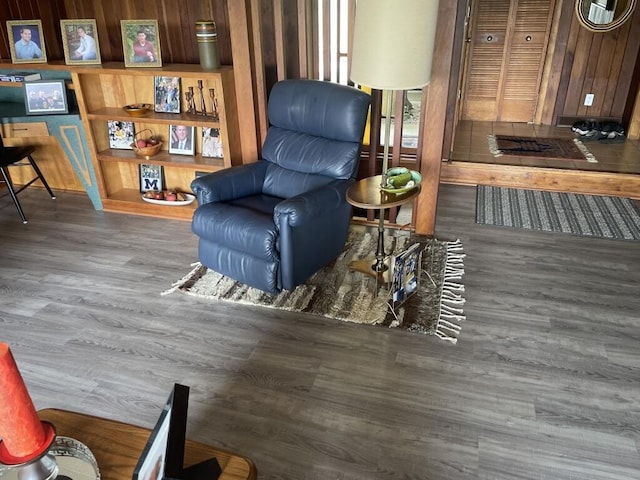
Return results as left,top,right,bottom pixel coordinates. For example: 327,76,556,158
1,187,639,480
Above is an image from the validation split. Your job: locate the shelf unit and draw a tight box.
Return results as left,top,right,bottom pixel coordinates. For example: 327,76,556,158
72,62,241,220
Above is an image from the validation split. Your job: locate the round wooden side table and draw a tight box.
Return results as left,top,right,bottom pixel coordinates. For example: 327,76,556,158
346,175,421,280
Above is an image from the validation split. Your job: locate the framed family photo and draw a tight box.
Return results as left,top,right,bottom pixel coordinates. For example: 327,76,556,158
24,80,68,115
7,20,47,64
154,76,180,114
168,125,195,155
121,20,162,68
60,19,101,65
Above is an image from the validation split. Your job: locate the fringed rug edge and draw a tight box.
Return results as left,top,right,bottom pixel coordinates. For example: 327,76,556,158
434,239,466,344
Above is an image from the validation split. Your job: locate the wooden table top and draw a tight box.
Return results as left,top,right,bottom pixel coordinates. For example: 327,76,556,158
38,409,257,480
346,175,421,210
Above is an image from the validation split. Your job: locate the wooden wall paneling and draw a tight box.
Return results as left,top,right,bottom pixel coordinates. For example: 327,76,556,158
0,0,67,61
563,23,591,116
416,0,458,236
249,0,269,146
281,0,304,78
578,32,605,117
309,0,320,80
37,1,67,61
273,0,286,80
321,0,330,80
628,86,640,139
612,11,640,118
594,27,626,116
228,0,259,163
297,0,310,78
536,0,572,125
442,0,469,161
257,1,279,89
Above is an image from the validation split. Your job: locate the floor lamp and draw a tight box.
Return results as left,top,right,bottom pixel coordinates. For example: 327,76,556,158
350,0,440,273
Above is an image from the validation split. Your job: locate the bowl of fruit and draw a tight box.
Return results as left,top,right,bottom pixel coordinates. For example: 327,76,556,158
131,129,162,158
381,167,422,193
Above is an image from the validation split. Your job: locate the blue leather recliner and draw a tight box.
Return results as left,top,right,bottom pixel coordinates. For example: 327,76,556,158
190,79,371,294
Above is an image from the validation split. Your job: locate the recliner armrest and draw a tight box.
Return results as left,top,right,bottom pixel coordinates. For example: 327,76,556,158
274,178,354,227
191,162,269,205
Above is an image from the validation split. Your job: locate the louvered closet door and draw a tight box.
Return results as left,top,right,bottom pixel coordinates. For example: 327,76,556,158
461,0,555,122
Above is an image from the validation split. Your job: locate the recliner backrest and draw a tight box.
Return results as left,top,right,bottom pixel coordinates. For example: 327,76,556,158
260,79,370,199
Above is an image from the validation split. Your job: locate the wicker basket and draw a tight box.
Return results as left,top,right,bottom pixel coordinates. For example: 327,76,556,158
131,129,162,158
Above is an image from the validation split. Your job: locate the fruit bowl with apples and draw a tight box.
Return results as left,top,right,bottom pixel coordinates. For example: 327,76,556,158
131,129,163,158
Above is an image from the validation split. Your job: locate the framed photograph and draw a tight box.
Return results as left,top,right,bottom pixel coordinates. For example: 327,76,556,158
133,384,221,480
7,20,47,64
139,164,164,192
60,19,101,65
390,243,422,309
121,20,162,68
108,120,135,149
154,77,181,114
168,125,195,155
23,80,68,115
202,127,224,158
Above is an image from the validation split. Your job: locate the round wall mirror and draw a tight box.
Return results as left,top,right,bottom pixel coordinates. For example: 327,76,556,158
575,0,637,32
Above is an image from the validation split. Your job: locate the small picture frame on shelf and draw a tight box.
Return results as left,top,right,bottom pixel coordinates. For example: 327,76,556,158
154,77,181,114
139,164,164,192
108,120,135,149
7,20,47,64
23,80,68,115
121,20,162,68
60,19,101,65
168,125,195,155
389,243,423,309
201,127,223,158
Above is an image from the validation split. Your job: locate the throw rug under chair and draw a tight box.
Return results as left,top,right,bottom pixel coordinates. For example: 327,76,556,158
163,225,466,344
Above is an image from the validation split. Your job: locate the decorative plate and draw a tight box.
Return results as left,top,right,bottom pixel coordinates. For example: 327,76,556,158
141,193,196,206
380,169,422,193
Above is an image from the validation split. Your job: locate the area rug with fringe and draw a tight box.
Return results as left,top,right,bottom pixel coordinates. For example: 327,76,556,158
476,185,640,240
487,134,597,163
163,225,466,343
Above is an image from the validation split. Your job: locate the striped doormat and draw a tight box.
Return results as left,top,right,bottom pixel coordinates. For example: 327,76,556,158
476,186,640,240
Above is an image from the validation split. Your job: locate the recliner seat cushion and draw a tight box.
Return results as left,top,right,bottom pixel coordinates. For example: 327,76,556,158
192,203,279,263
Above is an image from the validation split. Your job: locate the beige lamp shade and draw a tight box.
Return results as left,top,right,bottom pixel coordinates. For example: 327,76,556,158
350,0,440,90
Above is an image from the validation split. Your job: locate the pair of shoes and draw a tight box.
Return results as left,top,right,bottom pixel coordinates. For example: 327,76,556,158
571,120,625,140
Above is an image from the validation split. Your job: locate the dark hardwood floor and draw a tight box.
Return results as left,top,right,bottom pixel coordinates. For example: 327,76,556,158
1,186,639,480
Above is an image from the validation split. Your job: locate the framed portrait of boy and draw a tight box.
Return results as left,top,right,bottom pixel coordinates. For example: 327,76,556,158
154,77,181,114
24,80,68,115
121,20,162,68
60,19,101,65
7,20,47,64
168,125,195,155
